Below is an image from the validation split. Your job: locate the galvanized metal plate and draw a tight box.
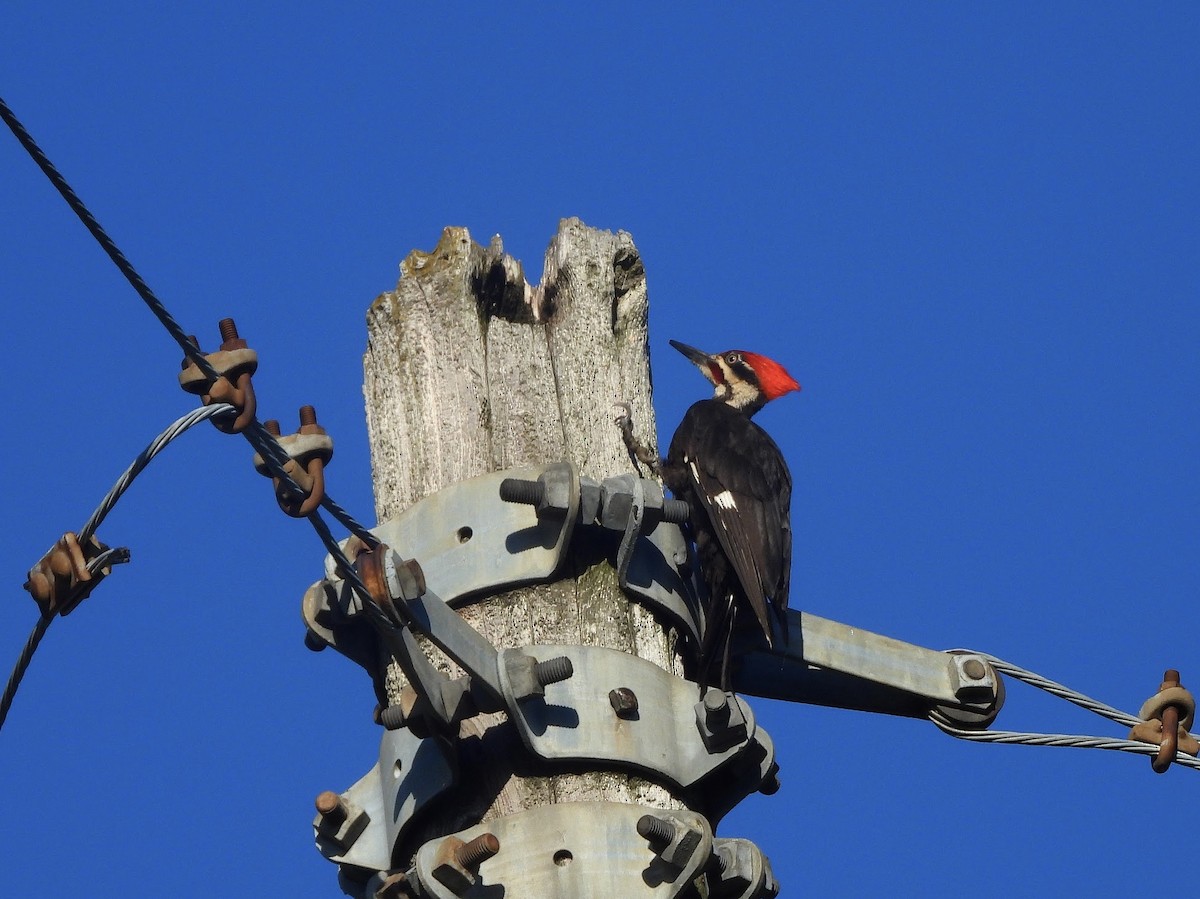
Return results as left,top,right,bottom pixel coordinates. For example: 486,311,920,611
323,464,577,607
413,802,713,899
622,520,705,648
315,726,456,873
499,645,760,790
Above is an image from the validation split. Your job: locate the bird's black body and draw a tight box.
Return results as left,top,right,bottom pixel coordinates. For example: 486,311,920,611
664,398,793,687
617,339,799,687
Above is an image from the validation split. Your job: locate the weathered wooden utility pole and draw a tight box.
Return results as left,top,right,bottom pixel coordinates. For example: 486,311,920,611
362,217,685,842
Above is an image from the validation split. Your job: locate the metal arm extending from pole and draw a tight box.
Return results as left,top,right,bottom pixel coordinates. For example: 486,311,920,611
733,610,1004,727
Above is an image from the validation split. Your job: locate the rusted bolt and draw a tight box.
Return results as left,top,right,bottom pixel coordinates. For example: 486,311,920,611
455,832,500,869
609,687,639,718
637,814,677,847
299,404,327,434
218,317,246,350
962,658,987,680
315,790,347,827
264,419,281,437
433,833,500,895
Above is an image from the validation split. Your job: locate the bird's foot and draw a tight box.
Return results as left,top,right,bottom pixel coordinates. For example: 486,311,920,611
613,401,661,475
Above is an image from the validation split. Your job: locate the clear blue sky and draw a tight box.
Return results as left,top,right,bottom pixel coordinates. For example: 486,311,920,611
3,5,1197,896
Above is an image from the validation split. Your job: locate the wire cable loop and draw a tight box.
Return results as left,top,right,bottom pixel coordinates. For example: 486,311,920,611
3,404,237,734
932,651,1200,772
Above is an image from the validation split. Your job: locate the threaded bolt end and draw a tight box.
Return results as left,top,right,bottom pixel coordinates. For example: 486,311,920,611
299,404,317,427
378,705,406,730
637,814,676,846
455,832,500,869
534,656,574,686
663,499,691,524
500,478,544,505
218,317,239,342
265,419,281,437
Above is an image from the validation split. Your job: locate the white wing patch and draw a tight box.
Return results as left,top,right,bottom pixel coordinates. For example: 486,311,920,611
713,489,738,510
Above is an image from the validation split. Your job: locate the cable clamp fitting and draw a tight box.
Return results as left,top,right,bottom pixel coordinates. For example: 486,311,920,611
178,317,258,433
253,406,333,517
1130,669,1199,772
23,532,128,617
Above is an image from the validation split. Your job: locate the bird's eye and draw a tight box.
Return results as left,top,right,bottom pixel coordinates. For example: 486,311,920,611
726,352,742,365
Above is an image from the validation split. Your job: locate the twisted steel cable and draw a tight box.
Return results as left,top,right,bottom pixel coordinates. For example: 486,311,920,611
79,404,237,542
1,95,378,549
0,95,216,379
0,405,235,733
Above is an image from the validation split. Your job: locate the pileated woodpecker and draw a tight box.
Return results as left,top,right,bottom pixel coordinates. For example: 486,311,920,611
619,340,800,688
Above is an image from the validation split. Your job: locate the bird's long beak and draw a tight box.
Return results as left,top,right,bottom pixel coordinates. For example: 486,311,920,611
669,339,712,367
670,339,723,387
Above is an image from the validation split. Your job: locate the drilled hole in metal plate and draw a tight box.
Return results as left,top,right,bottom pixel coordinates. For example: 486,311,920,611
553,849,573,867
393,760,403,779
457,526,473,543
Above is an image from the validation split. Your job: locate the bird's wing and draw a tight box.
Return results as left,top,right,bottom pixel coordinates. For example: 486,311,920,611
684,411,792,642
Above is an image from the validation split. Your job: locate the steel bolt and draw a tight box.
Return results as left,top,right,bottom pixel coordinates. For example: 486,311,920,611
609,687,639,718
637,814,677,846
315,790,347,827
662,498,691,523
962,658,987,680
534,656,574,687
703,688,731,728
499,478,544,505
377,704,407,730
264,419,282,437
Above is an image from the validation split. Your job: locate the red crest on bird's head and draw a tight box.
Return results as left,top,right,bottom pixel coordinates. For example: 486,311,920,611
739,351,801,401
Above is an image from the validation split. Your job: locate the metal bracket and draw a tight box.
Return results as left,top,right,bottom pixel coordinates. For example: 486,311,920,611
314,725,457,875
732,609,1004,727
593,473,704,648
497,644,774,814
410,802,713,898
329,463,580,606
